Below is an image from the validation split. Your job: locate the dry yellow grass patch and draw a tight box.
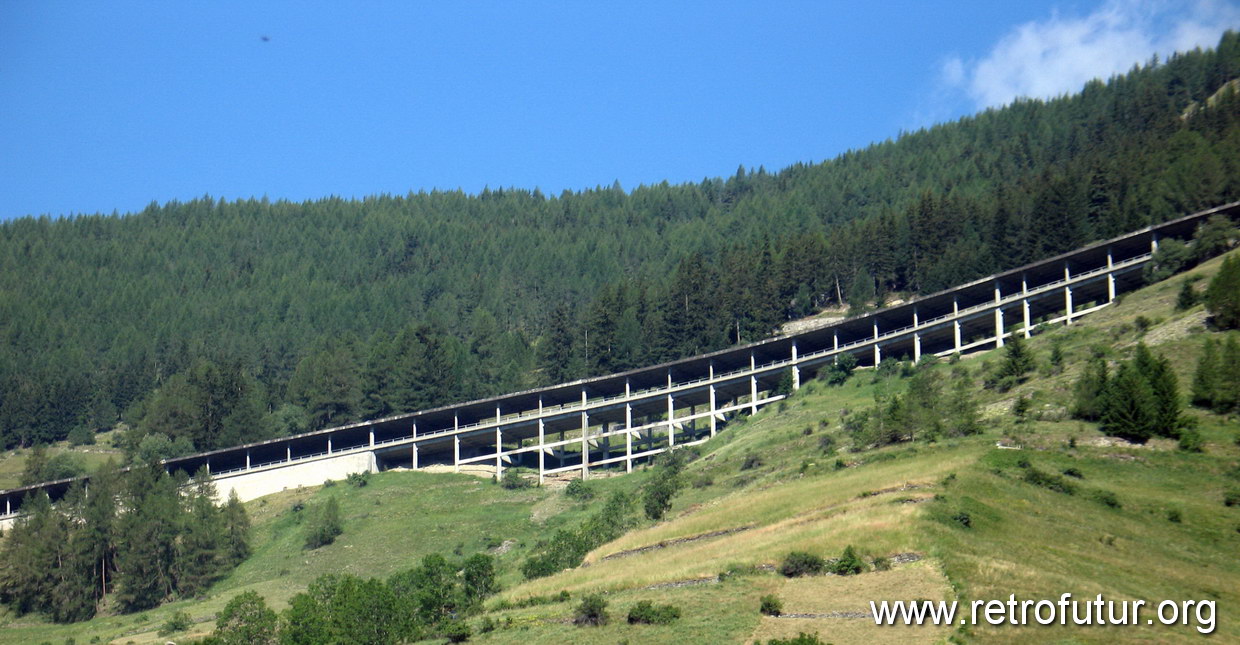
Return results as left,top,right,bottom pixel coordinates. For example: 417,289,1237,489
748,561,953,644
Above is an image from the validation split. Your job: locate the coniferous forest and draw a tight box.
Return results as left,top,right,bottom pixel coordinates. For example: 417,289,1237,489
4,33,1240,459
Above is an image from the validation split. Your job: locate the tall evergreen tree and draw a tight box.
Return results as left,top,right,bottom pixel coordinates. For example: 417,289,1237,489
1206,254,1240,329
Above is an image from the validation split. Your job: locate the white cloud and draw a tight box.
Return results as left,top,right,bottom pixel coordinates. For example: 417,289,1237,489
946,0,1240,109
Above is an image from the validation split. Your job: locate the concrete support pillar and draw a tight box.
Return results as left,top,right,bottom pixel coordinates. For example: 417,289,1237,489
537,397,545,484
1023,299,1031,338
206,461,210,475
1151,233,1159,254
994,282,1004,347
1106,247,1116,303
5,499,9,515
872,321,881,366
624,382,633,473
580,389,589,479
667,393,676,447
749,352,758,415
791,341,800,391
495,427,503,479
833,330,839,357
912,308,921,362
952,295,961,352
708,363,717,437
602,421,611,461
1064,286,1074,325
453,414,460,473
287,445,291,462
412,442,419,469
246,450,251,470
369,430,374,447
327,437,332,454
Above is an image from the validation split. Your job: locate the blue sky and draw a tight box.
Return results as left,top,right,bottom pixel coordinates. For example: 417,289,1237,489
2,1,1238,220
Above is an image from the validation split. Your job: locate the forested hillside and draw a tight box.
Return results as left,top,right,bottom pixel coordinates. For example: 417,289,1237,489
3,33,1240,454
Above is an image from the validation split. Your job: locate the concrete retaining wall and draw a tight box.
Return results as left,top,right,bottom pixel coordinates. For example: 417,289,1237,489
212,451,377,503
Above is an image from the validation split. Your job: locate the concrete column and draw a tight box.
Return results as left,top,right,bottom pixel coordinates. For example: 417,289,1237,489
791,341,800,391
1064,286,1074,325
580,389,589,479
624,381,633,473
833,329,839,356
206,460,210,475
453,414,460,473
287,445,291,462
246,450,251,470
412,421,417,438
993,282,1004,348
912,308,921,362
872,321,881,366
953,320,962,353
667,393,676,447
1023,299,1031,338
5,499,9,515
1106,247,1116,303
495,427,503,479
537,396,545,484
412,442,419,469
1151,233,1159,254
749,351,758,415
602,421,611,461
327,437,332,454
708,363,718,437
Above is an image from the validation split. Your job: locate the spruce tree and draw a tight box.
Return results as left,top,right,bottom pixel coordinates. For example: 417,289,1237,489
1190,338,1221,408
1100,363,1158,443
221,489,252,566
1146,351,1185,438
1206,255,1240,329
1072,356,1110,421
115,461,182,611
175,468,224,597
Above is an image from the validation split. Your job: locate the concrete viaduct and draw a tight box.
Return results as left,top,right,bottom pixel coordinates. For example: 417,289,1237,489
2,200,1237,526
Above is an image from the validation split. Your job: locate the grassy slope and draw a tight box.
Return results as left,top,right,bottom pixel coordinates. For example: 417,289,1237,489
3,252,1239,644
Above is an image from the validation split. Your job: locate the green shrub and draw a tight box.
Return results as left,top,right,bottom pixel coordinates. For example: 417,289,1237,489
158,610,192,636
304,496,343,549
759,594,783,616
1093,490,1121,508
564,479,594,501
1022,468,1078,495
872,556,891,571
740,453,763,471
67,426,96,447
574,594,609,626
345,471,369,487
627,600,681,624
828,545,865,576
779,551,825,577
1062,467,1083,479
500,469,532,489
1168,509,1183,523
1224,490,1240,507
952,511,972,528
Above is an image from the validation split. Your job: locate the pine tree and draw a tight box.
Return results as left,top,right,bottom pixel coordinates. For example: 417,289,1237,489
1190,338,1221,408
997,333,1036,390
114,461,182,611
1072,355,1110,421
175,468,224,597
1206,255,1240,329
221,489,252,566
1100,363,1158,443
1146,350,1186,438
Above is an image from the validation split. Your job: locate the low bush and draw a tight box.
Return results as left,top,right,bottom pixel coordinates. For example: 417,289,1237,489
952,511,972,528
345,471,369,487
759,594,783,616
740,453,763,471
828,545,865,576
1023,468,1078,495
574,594,609,626
627,600,681,625
1093,490,1121,508
564,479,594,501
1168,509,1183,523
158,610,192,636
1062,467,1083,479
1224,490,1240,507
779,551,825,577
500,469,532,490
